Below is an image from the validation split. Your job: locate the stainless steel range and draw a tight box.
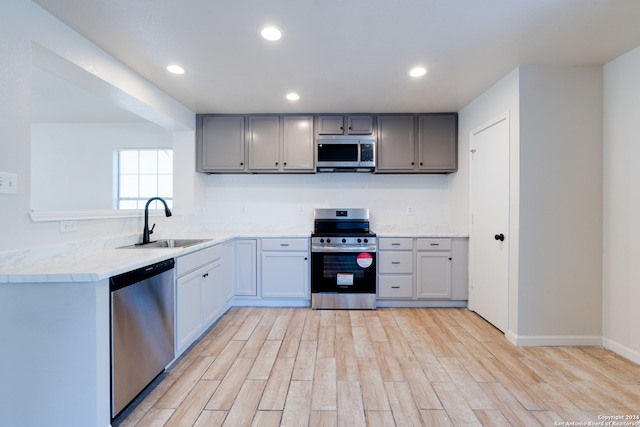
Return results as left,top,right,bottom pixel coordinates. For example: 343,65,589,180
311,208,377,309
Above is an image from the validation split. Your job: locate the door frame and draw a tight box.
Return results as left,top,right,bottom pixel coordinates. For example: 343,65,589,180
468,111,511,332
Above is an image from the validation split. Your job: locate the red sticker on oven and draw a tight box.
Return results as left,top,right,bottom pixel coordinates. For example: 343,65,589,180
357,252,373,268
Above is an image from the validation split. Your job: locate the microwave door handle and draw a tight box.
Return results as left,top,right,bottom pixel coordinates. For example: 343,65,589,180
357,140,361,165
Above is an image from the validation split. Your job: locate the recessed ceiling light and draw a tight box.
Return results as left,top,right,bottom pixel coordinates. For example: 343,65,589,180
409,67,428,77
166,64,185,75
260,26,283,41
286,93,300,101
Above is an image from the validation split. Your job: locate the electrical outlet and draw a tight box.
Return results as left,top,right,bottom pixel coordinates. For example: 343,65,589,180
60,220,78,233
407,207,414,215
298,206,304,215
240,207,246,214
0,172,17,194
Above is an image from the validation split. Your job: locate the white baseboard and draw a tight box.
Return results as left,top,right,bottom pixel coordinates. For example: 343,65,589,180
505,332,602,347
232,298,311,308
376,300,467,308
603,337,640,365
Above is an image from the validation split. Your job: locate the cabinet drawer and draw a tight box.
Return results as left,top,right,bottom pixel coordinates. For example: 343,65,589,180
378,238,413,250
176,244,223,277
378,276,413,298
261,238,309,251
379,251,413,274
416,238,451,251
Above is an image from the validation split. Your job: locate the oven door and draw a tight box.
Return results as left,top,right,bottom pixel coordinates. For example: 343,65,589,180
311,250,376,293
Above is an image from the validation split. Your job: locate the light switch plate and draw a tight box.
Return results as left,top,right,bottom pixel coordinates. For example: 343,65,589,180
0,172,17,194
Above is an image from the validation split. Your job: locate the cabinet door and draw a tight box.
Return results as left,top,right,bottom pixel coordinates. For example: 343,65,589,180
416,252,452,299
261,251,309,298
417,114,457,172
200,115,246,172
176,269,203,351
221,241,235,303
317,116,345,134
235,239,257,296
347,116,373,134
201,258,224,325
283,116,314,171
376,115,416,171
249,116,280,171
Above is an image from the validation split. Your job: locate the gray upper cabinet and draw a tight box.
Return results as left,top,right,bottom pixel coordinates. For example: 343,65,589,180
376,113,457,173
198,115,246,172
376,115,416,171
197,113,455,174
417,115,457,172
317,115,373,135
248,116,315,173
248,116,280,171
282,116,315,171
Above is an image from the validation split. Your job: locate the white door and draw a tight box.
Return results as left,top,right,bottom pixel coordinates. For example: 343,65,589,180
469,114,509,332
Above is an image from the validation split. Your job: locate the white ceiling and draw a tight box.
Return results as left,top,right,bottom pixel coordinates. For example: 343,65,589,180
31,0,640,115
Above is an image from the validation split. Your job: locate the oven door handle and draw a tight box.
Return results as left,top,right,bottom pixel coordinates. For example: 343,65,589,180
311,245,377,253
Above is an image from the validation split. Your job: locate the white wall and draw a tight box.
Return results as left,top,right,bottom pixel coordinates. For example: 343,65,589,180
517,65,603,342
603,46,640,362
31,123,173,211
459,65,604,345
203,173,452,233
0,1,197,252
457,68,522,336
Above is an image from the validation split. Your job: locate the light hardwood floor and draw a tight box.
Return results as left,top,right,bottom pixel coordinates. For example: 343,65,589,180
115,307,640,426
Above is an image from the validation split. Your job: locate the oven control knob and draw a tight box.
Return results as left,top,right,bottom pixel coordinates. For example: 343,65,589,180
364,238,369,243
357,238,362,243
341,238,347,243
326,238,331,243
320,238,325,243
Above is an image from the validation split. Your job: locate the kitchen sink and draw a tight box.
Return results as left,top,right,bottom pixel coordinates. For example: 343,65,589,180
118,239,211,249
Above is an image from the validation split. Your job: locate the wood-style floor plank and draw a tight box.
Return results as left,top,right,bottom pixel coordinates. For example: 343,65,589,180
258,357,295,411
115,307,640,427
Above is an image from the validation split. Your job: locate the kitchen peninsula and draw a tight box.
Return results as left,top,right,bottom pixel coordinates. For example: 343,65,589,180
0,229,467,427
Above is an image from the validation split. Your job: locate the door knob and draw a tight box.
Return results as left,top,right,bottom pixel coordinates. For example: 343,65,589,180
494,234,505,241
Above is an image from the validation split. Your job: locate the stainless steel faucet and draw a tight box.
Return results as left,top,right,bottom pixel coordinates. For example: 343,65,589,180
141,197,172,244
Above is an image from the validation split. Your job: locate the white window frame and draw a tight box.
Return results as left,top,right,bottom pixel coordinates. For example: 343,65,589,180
115,148,173,209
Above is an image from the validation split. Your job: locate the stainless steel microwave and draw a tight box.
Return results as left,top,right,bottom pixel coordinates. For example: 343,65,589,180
315,135,376,172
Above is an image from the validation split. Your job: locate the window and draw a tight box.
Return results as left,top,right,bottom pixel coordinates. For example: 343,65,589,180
116,149,173,209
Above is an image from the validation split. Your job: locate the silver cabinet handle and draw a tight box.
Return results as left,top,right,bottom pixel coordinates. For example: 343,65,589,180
391,261,401,265
391,286,400,289
280,243,289,247
430,243,439,246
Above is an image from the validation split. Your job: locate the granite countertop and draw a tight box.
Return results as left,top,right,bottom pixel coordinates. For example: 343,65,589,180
0,229,466,284
0,230,311,284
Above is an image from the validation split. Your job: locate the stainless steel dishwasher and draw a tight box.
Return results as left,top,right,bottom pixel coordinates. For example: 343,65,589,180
110,258,175,418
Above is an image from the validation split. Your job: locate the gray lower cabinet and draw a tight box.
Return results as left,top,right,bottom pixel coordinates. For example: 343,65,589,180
260,238,310,298
197,115,246,172
248,116,314,172
416,238,452,299
377,237,468,302
175,243,233,355
235,239,257,296
376,113,457,173
378,237,414,298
